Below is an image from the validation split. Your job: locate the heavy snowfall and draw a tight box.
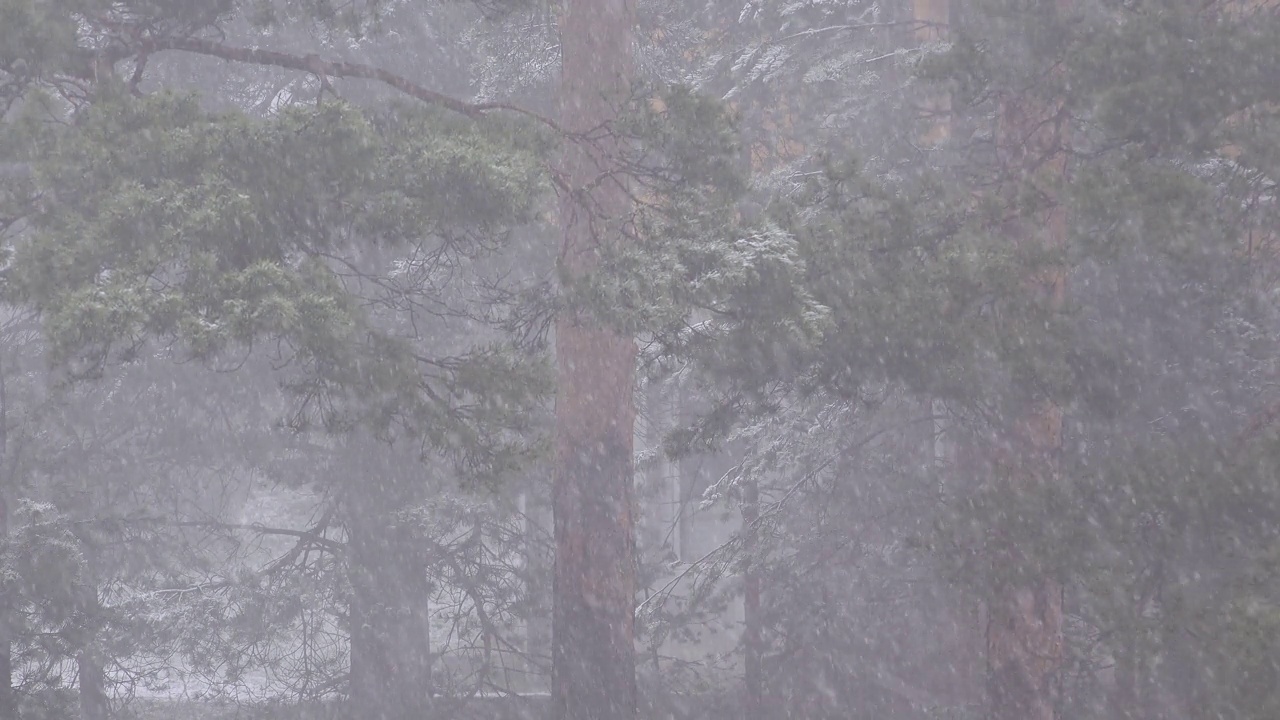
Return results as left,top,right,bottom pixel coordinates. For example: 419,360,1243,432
1,1,1279,719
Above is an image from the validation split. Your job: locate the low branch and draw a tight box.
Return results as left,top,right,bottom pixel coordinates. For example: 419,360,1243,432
178,520,346,553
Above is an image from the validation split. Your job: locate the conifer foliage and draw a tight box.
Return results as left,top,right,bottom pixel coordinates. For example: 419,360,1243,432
3,1,1280,720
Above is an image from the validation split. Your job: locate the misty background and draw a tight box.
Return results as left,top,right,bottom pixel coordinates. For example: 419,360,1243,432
1,1,1280,720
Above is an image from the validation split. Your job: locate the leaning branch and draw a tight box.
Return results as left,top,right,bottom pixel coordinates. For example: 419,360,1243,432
137,35,482,117
175,519,346,553
124,33,564,133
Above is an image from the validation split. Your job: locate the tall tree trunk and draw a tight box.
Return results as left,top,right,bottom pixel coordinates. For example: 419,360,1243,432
986,4,1072,719
911,3,993,713
0,352,12,720
519,489,552,691
0,519,9,720
78,645,108,720
345,438,433,719
78,554,108,720
347,513,392,718
985,565,1063,720
348,510,433,718
741,478,763,720
553,0,639,718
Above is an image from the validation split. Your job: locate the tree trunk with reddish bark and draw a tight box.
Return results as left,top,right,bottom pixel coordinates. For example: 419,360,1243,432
986,567,1063,720
552,1,639,719
985,3,1072,716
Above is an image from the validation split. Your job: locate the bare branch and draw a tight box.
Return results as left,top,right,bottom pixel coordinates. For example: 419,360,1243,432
96,25,564,133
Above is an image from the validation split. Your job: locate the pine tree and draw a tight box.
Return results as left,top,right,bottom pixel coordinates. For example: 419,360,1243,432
1,2,746,717
635,1,1280,719
1,3,553,717
551,0,641,717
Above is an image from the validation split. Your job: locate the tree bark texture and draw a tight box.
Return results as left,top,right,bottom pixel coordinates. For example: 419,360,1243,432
553,0,639,718
986,4,1072,719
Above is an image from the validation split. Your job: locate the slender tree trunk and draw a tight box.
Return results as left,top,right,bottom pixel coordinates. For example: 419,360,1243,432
345,439,432,719
519,490,552,691
348,518,435,719
552,0,639,718
78,645,108,720
741,478,763,720
986,4,1072,719
347,513,390,717
346,454,382,717
0,352,12,720
0,516,9,720
78,554,108,720
521,489,555,690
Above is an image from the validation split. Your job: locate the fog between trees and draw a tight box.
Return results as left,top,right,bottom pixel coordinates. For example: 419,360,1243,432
2,1,1280,720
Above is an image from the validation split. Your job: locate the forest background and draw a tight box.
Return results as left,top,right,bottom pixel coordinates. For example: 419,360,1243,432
2,1,1280,720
